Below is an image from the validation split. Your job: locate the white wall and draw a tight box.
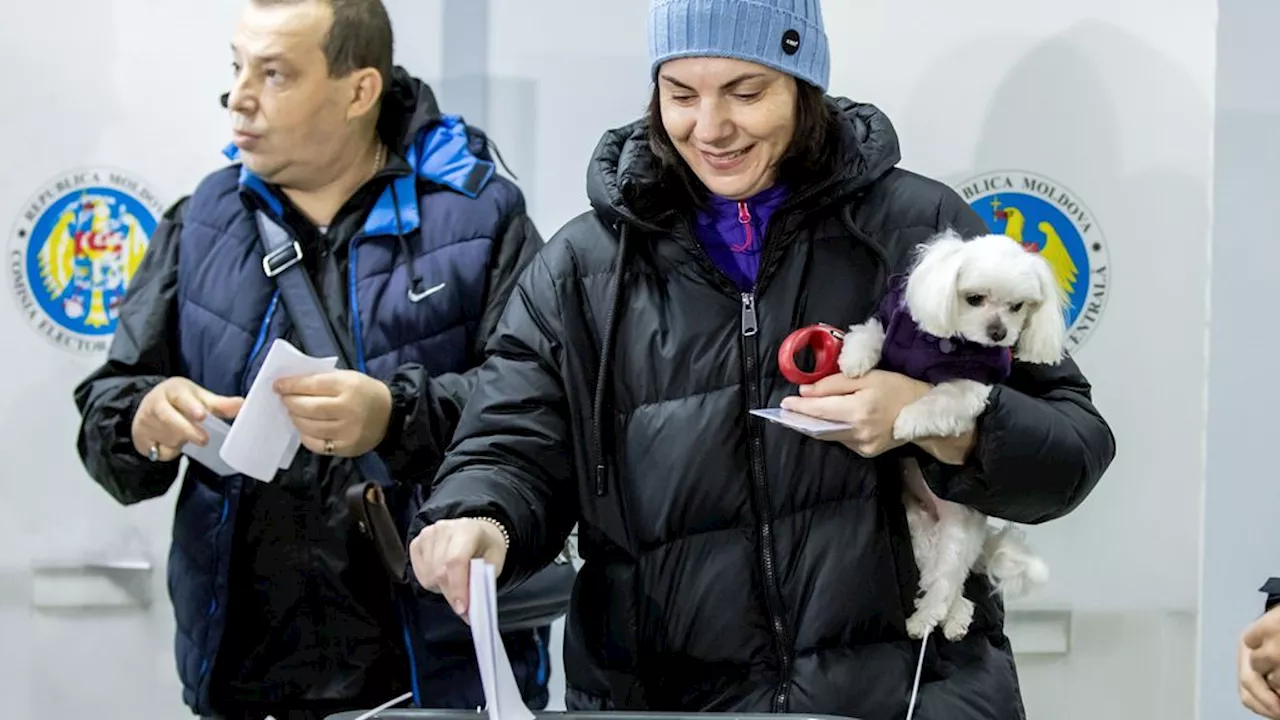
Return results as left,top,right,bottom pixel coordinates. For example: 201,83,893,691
1198,1,1280,717
387,0,445,84
481,1,651,238
0,2,244,715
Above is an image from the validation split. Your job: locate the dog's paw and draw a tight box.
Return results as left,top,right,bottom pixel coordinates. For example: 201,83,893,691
892,400,930,442
906,593,949,639
942,597,975,641
838,319,885,378
838,347,878,378
892,380,992,441
893,397,952,441
905,611,933,640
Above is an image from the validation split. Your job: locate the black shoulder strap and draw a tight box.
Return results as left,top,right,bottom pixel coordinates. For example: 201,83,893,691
254,210,394,489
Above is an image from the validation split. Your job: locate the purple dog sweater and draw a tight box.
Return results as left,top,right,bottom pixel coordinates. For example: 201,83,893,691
874,274,1013,385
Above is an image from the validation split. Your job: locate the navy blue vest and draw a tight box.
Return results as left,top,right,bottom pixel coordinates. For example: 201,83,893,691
166,116,521,713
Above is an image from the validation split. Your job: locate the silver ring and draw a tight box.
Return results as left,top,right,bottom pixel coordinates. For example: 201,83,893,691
323,439,335,455
148,443,160,462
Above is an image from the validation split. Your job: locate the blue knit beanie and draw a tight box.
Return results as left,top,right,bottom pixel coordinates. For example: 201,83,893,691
648,0,830,91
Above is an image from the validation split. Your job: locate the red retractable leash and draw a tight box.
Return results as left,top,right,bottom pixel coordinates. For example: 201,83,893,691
777,323,845,385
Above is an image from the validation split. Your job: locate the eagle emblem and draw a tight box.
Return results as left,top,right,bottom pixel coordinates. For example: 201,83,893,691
36,192,149,329
992,202,1078,301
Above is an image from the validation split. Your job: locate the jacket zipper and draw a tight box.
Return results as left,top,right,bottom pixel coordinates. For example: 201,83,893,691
734,201,753,251
738,207,797,711
677,215,796,710
740,291,792,712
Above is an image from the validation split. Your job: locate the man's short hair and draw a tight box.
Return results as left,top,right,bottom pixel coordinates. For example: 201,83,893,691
253,0,394,91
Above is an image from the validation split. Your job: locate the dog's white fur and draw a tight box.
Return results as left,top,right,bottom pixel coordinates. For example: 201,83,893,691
839,230,1065,641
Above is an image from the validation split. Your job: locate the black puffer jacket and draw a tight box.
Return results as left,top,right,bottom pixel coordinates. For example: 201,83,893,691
416,98,1115,720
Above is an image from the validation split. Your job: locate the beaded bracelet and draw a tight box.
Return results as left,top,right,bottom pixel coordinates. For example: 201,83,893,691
473,516,510,550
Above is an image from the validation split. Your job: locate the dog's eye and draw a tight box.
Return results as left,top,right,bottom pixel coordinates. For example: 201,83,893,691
1010,302,1024,313
964,294,984,307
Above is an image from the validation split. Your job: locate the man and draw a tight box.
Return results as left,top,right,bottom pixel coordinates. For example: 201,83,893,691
1241,579,1280,718
73,1,564,717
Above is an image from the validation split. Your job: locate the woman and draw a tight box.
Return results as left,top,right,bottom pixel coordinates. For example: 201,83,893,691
408,1,1115,718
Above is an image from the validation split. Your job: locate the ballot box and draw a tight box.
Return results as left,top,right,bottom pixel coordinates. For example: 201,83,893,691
325,707,855,712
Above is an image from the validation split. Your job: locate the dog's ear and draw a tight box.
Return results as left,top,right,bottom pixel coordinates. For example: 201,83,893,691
1015,254,1068,364
905,229,968,338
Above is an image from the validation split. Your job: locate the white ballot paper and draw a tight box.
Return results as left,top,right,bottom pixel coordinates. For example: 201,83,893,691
469,559,536,720
180,415,238,476
217,339,338,482
750,407,853,438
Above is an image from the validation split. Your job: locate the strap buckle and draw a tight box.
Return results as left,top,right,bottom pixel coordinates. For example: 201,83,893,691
261,240,303,278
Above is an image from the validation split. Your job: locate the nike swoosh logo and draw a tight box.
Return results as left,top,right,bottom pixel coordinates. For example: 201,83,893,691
408,281,447,303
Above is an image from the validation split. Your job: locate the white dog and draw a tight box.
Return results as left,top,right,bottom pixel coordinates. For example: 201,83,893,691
838,230,1065,642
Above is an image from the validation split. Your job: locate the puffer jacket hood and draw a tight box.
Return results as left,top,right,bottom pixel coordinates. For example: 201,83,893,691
586,98,903,228
378,65,444,155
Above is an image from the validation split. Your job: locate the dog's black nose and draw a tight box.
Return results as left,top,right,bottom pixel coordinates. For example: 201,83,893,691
987,323,1007,342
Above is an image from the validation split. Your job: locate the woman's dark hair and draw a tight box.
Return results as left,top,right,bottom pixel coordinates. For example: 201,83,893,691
645,78,838,210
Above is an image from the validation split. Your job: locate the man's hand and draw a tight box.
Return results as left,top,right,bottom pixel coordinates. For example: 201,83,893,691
131,378,244,461
1244,606,1280,717
780,370,930,458
1242,608,1280,717
409,518,509,617
274,370,393,457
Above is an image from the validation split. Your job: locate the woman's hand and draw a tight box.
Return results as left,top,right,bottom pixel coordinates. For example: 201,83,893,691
780,371,978,464
914,433,978,466
780,371,931,457
409,518,509,617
